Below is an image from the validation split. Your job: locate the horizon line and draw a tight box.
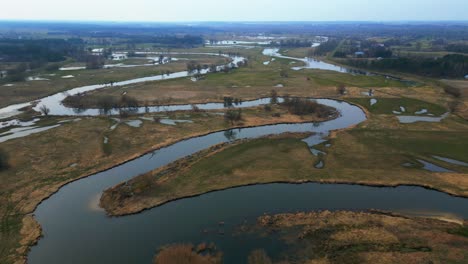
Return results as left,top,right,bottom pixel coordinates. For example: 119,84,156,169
1,19,468,24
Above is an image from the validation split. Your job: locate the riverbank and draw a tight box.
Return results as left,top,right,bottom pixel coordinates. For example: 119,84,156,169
151,210,468,263
0,104,335,263
251,210,468,263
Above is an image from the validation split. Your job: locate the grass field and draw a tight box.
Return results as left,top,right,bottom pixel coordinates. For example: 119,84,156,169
67,48,414,108
347,97,447,115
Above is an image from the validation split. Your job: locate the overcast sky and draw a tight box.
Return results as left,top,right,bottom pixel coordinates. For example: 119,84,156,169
1,0,467,22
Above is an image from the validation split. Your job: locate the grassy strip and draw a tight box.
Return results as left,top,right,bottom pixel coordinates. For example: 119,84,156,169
347,97,447,115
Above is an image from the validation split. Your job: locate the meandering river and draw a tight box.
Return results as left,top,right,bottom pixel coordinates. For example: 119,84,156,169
28,99,468,264
0,46,462,263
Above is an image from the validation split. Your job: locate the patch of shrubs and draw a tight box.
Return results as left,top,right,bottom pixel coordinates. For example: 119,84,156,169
282,97,335,118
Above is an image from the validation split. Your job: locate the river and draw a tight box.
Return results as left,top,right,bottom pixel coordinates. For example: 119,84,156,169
28,99,468,264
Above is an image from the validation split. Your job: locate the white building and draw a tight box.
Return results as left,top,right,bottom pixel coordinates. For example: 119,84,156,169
112,53,128,61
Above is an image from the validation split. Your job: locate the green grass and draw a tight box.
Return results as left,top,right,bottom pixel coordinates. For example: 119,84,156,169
310,70,409,88
347,97,447,115
344,129,468,169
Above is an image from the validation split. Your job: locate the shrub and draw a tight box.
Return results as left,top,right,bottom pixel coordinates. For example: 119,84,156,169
39,105,50,116
224,109,242,124
119,95,139,108
282,98,334,117
270,90,278,104
337,84,347,95
444,86,461,98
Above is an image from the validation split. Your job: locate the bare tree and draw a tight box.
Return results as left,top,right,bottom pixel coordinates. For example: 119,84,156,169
270,90,278,104
337,84,347,95
39,105,50,116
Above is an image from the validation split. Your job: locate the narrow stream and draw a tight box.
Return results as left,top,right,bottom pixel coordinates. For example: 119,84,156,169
28,99,468,264
0,53,244,119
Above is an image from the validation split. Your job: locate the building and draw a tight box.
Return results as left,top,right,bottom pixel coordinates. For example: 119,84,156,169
112,53,128,61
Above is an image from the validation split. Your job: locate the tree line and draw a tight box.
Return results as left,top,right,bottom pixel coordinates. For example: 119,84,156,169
343,54,467,78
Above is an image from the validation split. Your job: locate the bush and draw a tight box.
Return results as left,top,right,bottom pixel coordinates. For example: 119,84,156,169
224,109,242,124
444,86,461,98
119,95,139,108
282,98,334,117
337,84,347,95
270,90,278,104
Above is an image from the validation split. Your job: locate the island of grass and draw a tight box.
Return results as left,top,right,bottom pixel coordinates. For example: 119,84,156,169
152,210,468,264
100,112,468,216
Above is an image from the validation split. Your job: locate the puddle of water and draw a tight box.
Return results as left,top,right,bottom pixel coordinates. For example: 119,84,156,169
27,76,50,81
160,119,194,126
415,109,428,115
432,155,468,167
397,113,449,124
0,118,40,129
314,160,324,169
417,159,454,173
0,125,60,143
310,148,326,156
139,117,154,121
125,120,142,128
59,67,86,71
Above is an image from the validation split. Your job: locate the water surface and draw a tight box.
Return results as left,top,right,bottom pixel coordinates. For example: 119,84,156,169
28,100,468,264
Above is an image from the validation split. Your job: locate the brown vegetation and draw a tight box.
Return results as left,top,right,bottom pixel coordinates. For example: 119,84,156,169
153,244,222,264
253,210,468,264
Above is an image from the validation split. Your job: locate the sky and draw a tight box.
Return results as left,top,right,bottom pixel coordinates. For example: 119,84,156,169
1,0,467,22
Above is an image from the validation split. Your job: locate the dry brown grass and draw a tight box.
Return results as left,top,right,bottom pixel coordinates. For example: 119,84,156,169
256,210,468,264
153,244,222,264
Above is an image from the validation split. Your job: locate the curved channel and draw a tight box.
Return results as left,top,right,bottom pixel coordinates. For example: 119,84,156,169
0,52,245,119
28,99,468,264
